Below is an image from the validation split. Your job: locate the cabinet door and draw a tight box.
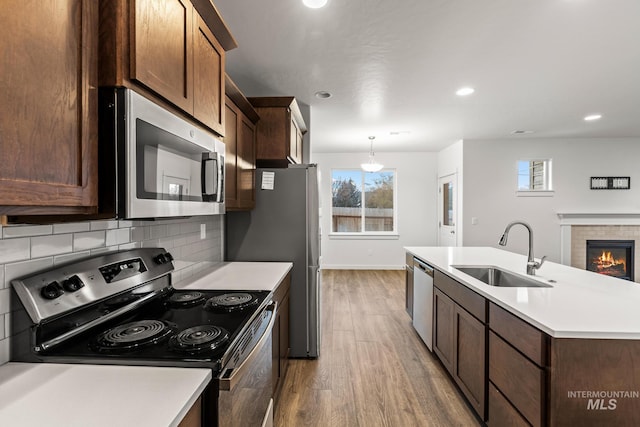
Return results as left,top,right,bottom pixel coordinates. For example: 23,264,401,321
224,100,238,208
0,0,98,213
193,11,225,136
454,305,487,420
289,116,301,164
433,288,455,373
237,117,256,209
130,0,193,112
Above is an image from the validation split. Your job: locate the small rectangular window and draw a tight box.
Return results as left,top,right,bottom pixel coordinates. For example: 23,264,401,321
517,159,552,191
331,169,396,234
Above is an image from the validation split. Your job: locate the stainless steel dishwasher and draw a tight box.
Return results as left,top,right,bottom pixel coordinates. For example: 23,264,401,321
412,258,434,351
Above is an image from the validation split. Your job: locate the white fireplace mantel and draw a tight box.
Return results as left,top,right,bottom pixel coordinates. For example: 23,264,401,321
558,213,640,266
557,212,640,226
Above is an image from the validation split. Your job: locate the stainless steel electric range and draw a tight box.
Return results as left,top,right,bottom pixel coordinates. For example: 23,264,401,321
9,248,275,427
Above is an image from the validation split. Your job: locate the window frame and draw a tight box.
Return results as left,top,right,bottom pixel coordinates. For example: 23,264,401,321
516,159,554,197
329,168,399,238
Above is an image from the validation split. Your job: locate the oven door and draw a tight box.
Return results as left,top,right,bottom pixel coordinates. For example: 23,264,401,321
218,302,276,427
124,88,225,219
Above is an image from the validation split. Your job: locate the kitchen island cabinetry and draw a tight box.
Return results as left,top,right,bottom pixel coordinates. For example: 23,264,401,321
248,97,307,167
272,272,291,402
433,270,487,420
407,246,640,426
99,0,233,136
0,0,98,216
224,76,259,210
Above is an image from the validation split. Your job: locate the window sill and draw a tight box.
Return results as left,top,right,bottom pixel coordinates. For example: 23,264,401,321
516,190,555,197
329,233,399,240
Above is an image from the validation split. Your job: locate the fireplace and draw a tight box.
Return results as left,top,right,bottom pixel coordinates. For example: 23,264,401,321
586,240,634,281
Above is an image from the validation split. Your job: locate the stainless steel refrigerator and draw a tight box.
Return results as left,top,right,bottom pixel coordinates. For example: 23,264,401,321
225,164,321,358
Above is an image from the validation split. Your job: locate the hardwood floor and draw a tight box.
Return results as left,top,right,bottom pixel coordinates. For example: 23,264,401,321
275,269,482,427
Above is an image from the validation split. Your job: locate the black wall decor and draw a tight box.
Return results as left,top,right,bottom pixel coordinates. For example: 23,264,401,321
590,177,630,190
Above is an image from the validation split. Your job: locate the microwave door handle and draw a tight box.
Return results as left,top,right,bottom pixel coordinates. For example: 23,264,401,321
201,153,216,197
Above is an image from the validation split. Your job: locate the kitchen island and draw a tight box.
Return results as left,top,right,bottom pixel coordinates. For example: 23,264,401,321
406,246,640,426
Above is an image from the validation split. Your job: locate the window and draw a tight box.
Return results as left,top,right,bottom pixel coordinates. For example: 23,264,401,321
517,159,553,196
331,169,396,234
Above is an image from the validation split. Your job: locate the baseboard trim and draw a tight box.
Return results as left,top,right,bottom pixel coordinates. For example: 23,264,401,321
321,264,404,270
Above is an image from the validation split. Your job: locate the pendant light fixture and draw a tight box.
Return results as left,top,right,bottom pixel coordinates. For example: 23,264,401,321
361,136,384,172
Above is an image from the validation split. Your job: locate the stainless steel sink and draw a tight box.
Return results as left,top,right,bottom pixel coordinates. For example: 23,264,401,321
452,265,552,288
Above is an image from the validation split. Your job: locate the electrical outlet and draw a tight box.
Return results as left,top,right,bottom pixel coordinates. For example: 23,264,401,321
471,217,479,225
200,224,206,239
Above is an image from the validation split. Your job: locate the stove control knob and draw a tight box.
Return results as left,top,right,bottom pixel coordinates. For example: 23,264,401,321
41,282,63,300
153,252,174,265
62,275,84,292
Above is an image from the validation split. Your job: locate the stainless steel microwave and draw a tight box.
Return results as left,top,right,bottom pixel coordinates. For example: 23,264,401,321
99,88,224,219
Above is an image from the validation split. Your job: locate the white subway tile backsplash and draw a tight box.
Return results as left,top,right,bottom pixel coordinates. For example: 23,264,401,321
91,220,119,231
0,338,9,365
74,231,106,251
4,313,9,339
5,257,54,288
54,251,92,265
130,227,145,242
0,316,5,340
53,222,91,234
0,289,11,314
32,234,73,258
0,267,4,290
150,225,168,239
2,224,52,238
106,228,130,246
118,242,142,250
0,238,30,264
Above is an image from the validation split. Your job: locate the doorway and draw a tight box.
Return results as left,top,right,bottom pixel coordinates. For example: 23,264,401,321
438,174,458,246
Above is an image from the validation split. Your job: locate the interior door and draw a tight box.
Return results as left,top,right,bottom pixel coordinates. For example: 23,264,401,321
438,174,458,246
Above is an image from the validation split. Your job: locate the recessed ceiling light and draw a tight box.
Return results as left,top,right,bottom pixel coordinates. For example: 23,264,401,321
314,91,332,99
584,114,602,121
456,87,475,96
303,0,328,8
511,130,534,135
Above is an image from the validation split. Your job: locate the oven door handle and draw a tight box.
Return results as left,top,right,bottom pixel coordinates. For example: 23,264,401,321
219,301,277,391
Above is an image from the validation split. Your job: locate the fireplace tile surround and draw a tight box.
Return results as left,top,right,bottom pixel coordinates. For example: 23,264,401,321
558,213,640,283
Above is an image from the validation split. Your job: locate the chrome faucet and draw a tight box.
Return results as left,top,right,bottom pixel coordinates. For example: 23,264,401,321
499,221,546,275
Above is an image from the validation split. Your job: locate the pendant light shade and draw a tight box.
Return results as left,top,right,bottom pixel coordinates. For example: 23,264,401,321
361,136,384,172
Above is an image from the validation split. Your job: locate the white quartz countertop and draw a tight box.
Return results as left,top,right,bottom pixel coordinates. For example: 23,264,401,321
0,362,211,427
405,246,640,340
173,262,293,292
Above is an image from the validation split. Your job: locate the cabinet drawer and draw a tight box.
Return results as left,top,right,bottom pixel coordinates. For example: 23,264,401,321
488,382,529,427
489,332,544,427
490,302,547,366
434,270,486,322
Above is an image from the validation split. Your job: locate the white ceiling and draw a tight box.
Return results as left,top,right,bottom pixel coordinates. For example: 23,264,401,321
214,0,640,153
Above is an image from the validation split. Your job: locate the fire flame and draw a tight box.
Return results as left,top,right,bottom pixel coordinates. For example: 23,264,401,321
596,250,626,270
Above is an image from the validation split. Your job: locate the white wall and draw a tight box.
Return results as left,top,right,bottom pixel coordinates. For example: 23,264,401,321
462,138,640,262
313,151,438,269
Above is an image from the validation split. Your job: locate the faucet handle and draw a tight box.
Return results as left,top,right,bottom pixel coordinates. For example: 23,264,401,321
535,255,547,269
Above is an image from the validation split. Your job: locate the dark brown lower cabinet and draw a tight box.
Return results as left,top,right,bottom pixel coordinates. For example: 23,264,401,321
178,396,201,427
433,285,487,420
272,273,291,402
488,383,529,427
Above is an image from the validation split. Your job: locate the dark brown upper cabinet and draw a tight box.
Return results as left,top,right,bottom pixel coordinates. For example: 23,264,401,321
224,76,259,211
0,0,99,216
100,0,235,136
248,97,308,168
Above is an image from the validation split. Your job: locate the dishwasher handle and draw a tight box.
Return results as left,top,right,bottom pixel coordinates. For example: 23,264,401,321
413,258,434,277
